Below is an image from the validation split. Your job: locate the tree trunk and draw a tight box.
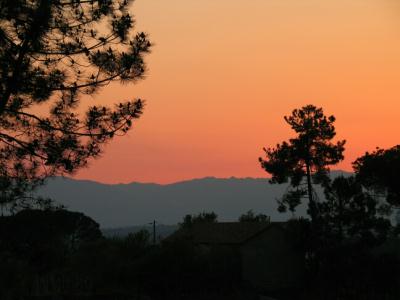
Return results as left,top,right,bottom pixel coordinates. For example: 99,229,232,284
306,161,317,222
338,196,343,240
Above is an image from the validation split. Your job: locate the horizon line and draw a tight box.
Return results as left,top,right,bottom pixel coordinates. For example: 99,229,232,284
53,169,353,186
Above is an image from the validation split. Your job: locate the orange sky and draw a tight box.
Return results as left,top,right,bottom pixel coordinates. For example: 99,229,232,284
74,0,400,184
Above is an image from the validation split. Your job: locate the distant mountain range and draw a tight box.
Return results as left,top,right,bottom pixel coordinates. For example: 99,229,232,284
37,171,352,229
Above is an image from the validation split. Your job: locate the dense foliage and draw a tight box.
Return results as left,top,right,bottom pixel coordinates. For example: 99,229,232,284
353,145,400,207
0,209,244,299
320,176,392,246
179,211,218,229
0,0,150,209
238,210,270,223
259,106,400,299
259,105,346,221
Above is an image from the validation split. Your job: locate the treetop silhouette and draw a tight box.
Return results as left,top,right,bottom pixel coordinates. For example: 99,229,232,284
353,145,400,207
238,210,270,223
321,175,391,246
0,0,151,206
179,212,218,229
259,104,346,221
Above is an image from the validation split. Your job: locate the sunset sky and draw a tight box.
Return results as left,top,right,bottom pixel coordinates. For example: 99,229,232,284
75,0,400,184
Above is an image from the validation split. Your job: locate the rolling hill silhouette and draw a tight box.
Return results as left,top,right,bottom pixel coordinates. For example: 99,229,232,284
38,171,351,228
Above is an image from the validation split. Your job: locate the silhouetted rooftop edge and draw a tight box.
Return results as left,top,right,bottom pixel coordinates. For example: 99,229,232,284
166,222,286,245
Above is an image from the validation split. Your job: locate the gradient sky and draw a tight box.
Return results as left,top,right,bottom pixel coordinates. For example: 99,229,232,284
74,0,400,184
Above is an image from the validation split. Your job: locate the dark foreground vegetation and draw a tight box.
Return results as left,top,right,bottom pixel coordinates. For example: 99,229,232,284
0,209,243,299
0,208,399,300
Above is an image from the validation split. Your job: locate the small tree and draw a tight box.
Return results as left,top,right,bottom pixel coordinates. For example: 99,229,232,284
238,210,270,223
321,176,391,246
0,0,151,208
179,211,218,229
259,105,346,222
353,145,400,207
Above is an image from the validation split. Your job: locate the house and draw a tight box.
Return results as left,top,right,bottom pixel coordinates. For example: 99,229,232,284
165,222,305,291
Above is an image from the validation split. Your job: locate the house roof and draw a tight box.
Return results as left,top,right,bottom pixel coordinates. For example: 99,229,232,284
166,222,285,245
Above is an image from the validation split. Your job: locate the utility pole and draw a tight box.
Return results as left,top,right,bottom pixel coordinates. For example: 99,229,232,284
149,220,156,245
153,220,156,245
